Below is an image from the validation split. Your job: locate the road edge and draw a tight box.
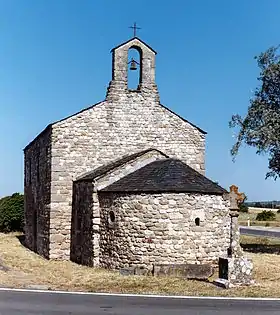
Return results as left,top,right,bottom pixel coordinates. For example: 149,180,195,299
0,287,279,301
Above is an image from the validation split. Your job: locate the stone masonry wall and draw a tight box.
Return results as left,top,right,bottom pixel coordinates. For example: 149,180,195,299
109,37,157,98
70,181,94,266
25,37,207,260
98,192,230,269
49,94,205,259
24,127,52,258
70,150,167,266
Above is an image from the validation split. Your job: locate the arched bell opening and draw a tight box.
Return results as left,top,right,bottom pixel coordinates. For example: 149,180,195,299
127,46,142,90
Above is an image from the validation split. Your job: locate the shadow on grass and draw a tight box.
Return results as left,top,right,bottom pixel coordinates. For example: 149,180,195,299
241,243,280,255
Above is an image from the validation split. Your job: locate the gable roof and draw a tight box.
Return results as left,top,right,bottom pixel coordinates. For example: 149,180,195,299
76,148,168,182
111,37,157,54
23,98,206,152
23,101,104,151
101,158,227,195
159,103,207,134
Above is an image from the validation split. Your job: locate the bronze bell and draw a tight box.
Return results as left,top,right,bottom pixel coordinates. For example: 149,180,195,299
130,59,137,71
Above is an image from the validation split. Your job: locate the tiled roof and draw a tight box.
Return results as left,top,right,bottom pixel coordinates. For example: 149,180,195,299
101,158,227,195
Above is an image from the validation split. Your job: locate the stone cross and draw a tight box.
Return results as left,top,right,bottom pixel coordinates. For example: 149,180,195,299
229,185,245,210
228,185,245,258
215,185,254,288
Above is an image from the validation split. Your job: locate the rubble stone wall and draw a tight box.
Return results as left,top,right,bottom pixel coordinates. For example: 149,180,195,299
70,181,94,266
98,192,230,269
24,127,52,258
25,38,207,260
49,93,205,259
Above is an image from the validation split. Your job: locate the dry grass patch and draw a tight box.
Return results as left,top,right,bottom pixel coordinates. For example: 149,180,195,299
239,211,280,227
0,233,279,297
241,235,280,246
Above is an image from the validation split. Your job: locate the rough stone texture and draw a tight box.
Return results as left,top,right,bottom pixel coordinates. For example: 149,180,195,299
218,256,254,286
24,127,51,258
49,100,205,258
108,37,158,100
153,263,213,280
215,187,254,287
98,193,230,269
228,210,243,257
70,181,94,266
70,149,168,266
119,263,214,280
24,37,207,260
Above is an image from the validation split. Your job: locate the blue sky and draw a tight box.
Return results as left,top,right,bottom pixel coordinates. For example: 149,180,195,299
1,0,280,201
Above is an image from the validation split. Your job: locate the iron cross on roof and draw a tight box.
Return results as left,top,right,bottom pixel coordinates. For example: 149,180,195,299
129,22,141,37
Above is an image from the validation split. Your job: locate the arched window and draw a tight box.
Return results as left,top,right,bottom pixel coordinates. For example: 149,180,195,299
108,210,116,228
109,211,116,224
195,217,200,226
127,46,142,90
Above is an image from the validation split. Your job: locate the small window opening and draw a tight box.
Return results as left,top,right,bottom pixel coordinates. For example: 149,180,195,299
108,211,116,226
195,218,200,226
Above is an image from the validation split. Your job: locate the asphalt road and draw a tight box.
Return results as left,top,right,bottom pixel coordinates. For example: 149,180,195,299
240,226,280,238
0,290,279,315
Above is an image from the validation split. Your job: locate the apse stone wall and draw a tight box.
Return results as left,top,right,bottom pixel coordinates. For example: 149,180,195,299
49,93,205,259
98,192,230,269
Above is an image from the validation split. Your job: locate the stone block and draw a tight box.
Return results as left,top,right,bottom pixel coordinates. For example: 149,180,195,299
134,266,151,276
50,234,65,243
213,278,230,289
153,263,213,280
218,256,254,286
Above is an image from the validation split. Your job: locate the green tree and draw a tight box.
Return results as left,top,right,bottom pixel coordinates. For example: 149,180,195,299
239,194,249,213
230,46,280,179
0,193,24,232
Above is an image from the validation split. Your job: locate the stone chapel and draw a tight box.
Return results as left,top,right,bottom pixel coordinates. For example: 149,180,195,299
24,35,232,270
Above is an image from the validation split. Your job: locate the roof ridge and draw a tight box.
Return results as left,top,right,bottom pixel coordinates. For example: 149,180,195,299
101,158,227,194
110,37,157,54
159,103,207,134
23,100,105,151
76,148,168,181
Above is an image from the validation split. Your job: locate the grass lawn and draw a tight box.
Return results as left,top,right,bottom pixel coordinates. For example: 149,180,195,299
0,233,280,297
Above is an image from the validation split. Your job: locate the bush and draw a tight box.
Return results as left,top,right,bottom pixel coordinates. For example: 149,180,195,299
0,193,24,232
277,209,280,214
256,210,276,221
